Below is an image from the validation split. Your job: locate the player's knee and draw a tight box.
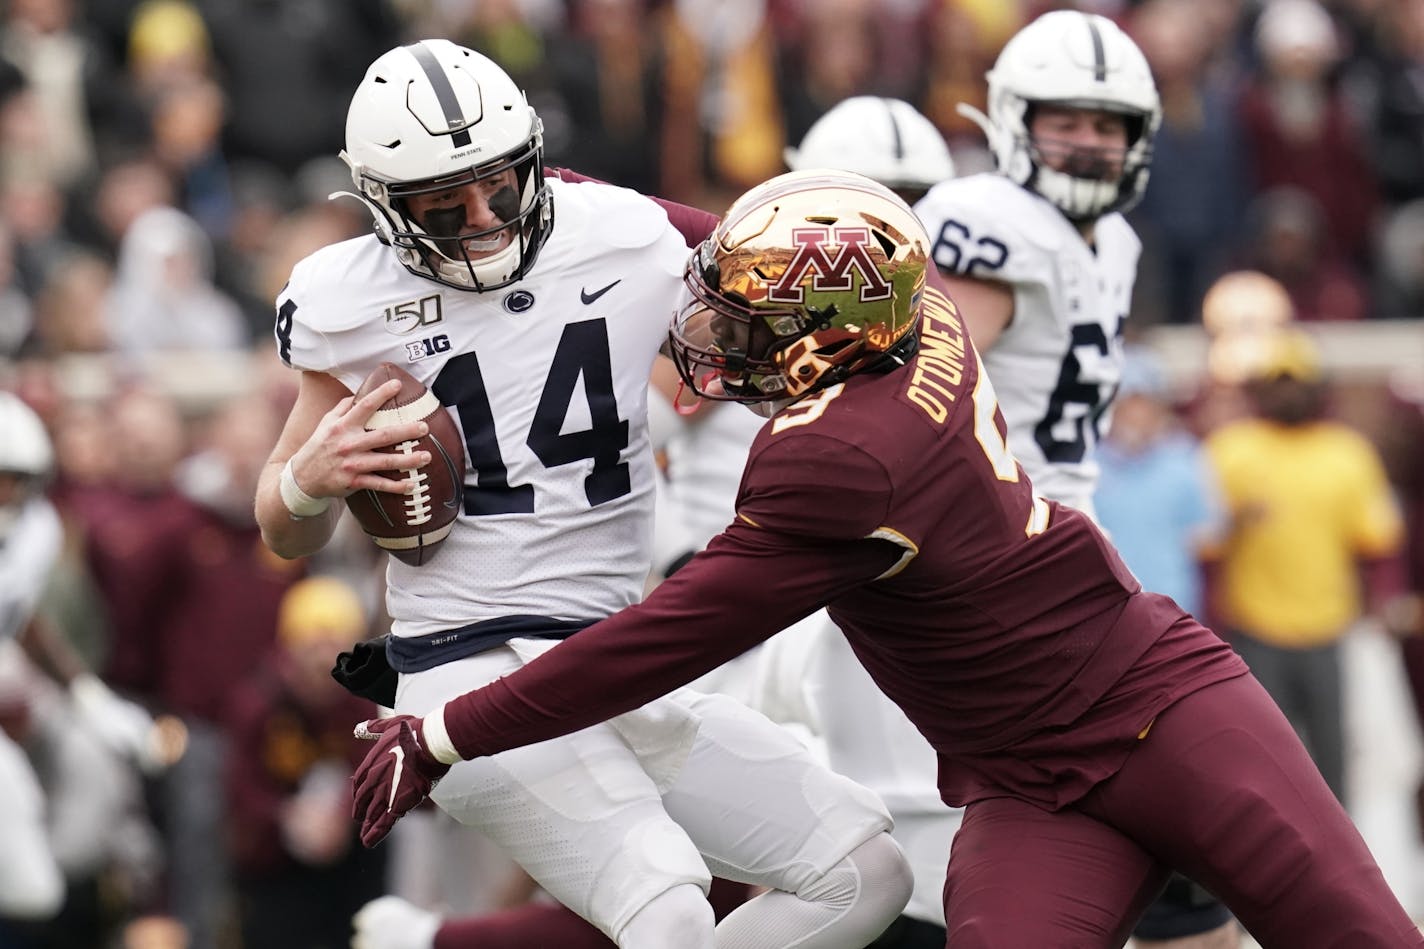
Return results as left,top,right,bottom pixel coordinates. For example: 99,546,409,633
617,883,714,949
802,832,914,938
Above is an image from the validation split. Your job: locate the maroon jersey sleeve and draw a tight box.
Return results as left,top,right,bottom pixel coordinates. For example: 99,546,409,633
545,166,719,246
439,445,904,760
737,431,893,540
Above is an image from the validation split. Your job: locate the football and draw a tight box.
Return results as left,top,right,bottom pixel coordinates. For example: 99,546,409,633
345,363,465,566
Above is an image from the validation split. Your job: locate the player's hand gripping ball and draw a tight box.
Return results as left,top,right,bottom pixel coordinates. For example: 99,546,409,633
345,363,465,565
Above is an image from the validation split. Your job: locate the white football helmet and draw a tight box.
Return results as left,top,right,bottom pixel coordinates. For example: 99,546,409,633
783,97,955,198
340,39,551,291
961,10,1161,221
0,391,53,537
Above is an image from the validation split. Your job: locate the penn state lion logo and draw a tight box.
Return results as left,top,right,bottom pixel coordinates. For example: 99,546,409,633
768,227,893,304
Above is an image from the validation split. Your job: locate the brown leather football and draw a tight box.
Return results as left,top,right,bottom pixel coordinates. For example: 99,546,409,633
345,362,465,566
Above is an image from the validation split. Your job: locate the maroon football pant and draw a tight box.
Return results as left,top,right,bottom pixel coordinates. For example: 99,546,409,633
944,674,1423,948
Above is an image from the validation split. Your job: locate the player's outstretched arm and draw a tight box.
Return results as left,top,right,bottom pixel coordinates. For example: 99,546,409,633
255,371,431,559
937,273,1015,351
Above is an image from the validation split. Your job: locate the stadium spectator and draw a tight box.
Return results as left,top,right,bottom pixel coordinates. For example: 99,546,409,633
1128,0,1250,326
541,0,667,196
225,575,384,949
1203,325,1408,801
1240,185,1370,321
1237,0,1379,275
29,251,111,357
102,204,247,357
74,387,305,949
196,0,398,175
0,0,106,189
0,220,35,356
1343,0,1424,207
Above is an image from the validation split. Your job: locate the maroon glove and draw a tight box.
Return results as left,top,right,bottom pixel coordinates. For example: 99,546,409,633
351,715,452,848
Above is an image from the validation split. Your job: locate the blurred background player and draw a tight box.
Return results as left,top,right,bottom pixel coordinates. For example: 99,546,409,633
915,8,1157,520
1202,325,1408,803
0,390,172,945
257,40,910,949
0,390,66,937
913,11,1238,948
782,95,955,207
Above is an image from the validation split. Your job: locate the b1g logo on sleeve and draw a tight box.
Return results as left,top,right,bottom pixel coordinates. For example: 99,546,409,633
405,334,451,362
383,294,444,335
769,228,892,303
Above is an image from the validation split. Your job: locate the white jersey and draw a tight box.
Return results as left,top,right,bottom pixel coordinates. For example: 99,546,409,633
279,178,692,639
662,400,763,549
915,173,1139,511
0,498,62,643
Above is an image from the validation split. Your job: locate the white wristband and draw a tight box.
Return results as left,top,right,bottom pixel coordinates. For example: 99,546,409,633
421,704,463,765
279,458,332,519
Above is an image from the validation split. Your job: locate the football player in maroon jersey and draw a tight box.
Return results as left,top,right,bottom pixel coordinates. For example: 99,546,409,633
353,170,1424,948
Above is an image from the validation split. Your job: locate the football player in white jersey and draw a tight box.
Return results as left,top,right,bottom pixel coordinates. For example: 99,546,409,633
914,11,1237,948
915,9,1152,520
0,392,169,926
253,40,911,949
0,392,65,926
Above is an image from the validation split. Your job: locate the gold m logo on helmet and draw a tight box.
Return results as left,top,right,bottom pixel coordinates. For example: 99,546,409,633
768,228,893,304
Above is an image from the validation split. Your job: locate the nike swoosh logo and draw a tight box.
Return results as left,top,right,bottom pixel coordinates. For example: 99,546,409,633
580,279,621,305
387,745,405,812
431,438,462,511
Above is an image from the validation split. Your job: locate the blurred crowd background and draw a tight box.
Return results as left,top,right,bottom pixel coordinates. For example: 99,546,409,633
0,0,1423,947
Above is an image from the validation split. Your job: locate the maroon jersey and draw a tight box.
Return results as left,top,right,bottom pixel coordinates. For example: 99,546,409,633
442,288,1249,809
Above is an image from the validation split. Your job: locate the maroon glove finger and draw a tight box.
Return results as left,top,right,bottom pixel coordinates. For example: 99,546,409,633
361,809,398,848
355,751,409,846
351,740,398,820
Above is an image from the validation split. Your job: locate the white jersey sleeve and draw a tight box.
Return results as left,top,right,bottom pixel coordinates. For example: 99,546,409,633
915,173,1140,513
0,499,62,643
275,178,694,638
